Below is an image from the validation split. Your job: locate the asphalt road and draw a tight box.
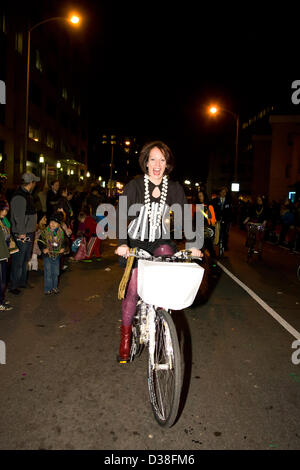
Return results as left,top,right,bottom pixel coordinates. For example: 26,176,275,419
0,227,299,450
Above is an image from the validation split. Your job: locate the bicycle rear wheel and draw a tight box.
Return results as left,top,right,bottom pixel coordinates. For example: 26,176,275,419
147,309,182,427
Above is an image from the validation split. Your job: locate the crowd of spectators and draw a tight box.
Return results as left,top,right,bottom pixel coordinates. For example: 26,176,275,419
0,174,109,309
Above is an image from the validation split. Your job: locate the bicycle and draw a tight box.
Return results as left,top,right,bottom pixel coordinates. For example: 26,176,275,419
125,248,204,427
246,222,264,262
215,219,225,259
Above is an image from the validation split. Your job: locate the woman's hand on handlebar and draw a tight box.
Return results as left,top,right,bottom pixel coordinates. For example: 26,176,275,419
190,247,204,258
115,244,130,258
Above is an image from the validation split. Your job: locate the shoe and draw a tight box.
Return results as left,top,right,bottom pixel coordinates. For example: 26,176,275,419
52,288,60,294
44,291,52,295
117,325,132,363
9,288,21,295
0,304,13,311
62,265,68,271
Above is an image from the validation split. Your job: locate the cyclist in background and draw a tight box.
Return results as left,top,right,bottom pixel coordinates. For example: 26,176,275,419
196,190,217,260
213,186,232,252
244,195,268,259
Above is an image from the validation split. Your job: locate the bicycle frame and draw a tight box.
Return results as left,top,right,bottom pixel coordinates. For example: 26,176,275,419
133,300,174,370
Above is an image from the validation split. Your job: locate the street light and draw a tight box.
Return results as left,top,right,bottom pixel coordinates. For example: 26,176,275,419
24,14,81,172
70,15,80,24
208,104,240,189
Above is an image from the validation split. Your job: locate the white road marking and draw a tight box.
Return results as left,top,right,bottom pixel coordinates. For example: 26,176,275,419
217,262,300,340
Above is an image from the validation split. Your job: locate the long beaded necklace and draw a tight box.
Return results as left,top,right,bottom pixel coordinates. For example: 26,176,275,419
256,205,263,217
144,174,168,242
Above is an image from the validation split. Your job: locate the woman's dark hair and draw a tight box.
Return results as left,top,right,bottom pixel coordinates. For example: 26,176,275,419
139,141,175,175
198,190,209,205
60,186,68,195
81,205,91,216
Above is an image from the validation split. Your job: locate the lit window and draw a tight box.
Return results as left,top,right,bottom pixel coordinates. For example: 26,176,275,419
46,131,55,149
15,32,23,54
35,50,43,72
28,124,40,142
0,15,6,34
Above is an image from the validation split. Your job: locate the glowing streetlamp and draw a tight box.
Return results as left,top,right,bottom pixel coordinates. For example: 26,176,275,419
208,104,240,189
70,15,80,24
209,106,218,115
24,14,81,172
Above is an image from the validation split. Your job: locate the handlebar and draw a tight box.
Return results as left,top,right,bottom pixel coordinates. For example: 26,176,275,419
247,222,265,231
129,248,202,262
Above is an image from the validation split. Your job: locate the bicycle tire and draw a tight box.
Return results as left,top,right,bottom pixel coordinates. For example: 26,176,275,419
130,306,144,361
246,231,256,262
218,239,224,259
218,223,224,259
147,309,182,427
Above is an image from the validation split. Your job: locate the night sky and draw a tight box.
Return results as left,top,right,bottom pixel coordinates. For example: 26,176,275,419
28,1,300,180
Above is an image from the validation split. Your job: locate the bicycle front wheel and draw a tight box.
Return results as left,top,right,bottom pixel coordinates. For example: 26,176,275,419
148,309,182,427
247,232,256,262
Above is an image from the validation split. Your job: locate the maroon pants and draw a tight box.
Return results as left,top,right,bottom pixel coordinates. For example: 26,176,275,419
121,244,174,326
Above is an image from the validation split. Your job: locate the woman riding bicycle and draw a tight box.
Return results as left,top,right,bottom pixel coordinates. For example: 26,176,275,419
115,140,203,363
244,195,268,258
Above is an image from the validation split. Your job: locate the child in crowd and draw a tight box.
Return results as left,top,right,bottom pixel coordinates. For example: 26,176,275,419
72,208,101,261
28,213,47,271
38,212,66,295
0,200,13,311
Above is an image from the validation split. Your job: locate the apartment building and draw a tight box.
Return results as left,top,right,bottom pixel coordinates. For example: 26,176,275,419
0,8,88,186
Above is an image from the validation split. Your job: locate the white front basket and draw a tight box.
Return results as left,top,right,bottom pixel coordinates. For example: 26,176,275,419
137,260,204,310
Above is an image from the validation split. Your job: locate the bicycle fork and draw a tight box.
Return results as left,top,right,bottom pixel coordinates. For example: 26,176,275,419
148,307,174,371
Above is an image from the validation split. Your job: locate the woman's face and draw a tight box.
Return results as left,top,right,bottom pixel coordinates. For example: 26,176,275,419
147,147,167,183
198,192,204,203
257,196,263,205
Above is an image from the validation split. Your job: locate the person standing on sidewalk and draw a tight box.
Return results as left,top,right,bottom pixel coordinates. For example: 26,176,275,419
9,172,39,295
0,199,13,311
38,212,66,295
46,180,60,219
